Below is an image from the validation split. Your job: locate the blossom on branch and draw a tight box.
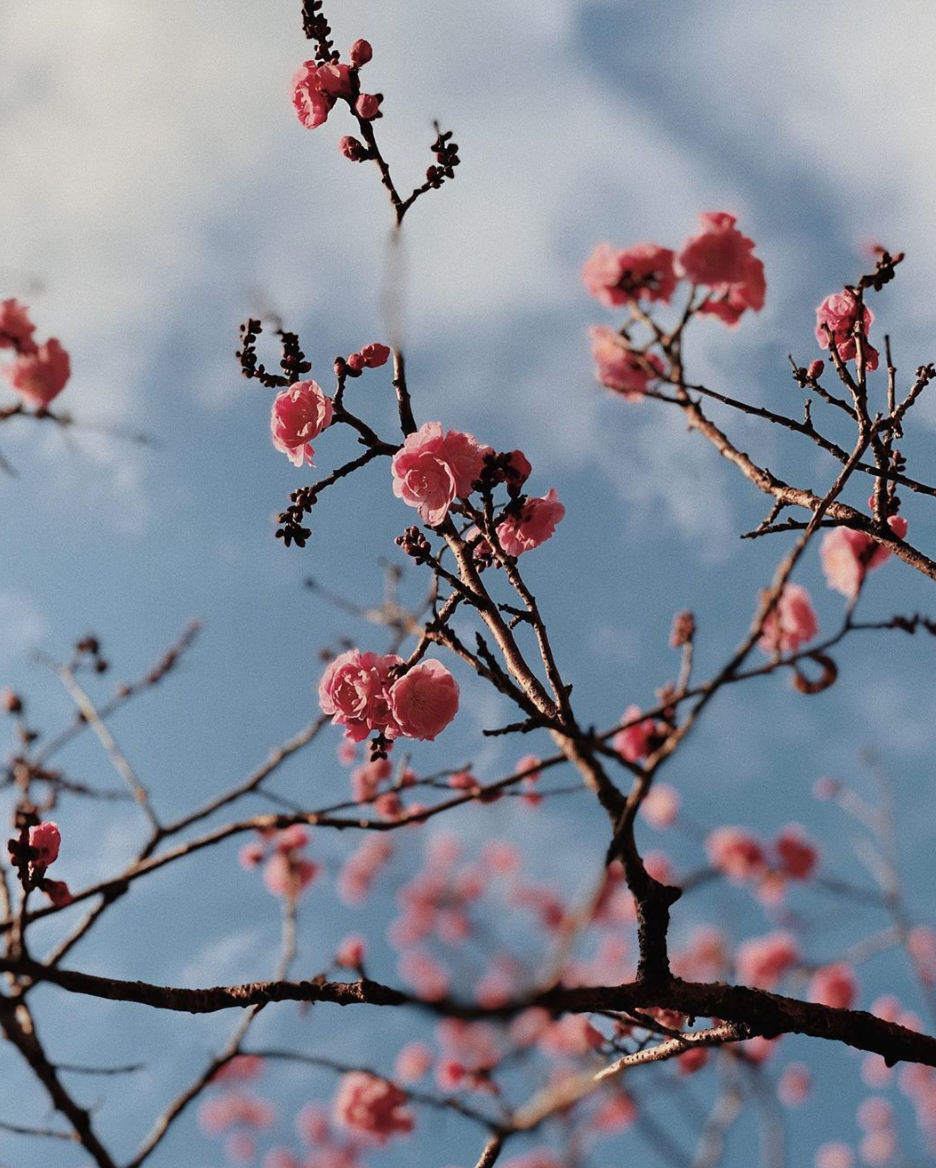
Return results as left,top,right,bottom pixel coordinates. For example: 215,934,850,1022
676,211,766,326
496,489,565,556
589,326,664,399
758,582,818,655
270,379,333,467
581,242,677,307
391,421,491,526
820,516,908,598
333,1072,413,1143
4,337,70,406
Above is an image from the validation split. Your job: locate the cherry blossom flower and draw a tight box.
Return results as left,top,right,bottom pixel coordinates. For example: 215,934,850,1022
758,583,818,655
496,489,565,556
333,1072,413,1143
4,338,70,406
581,242,677,307
613,705,659,763
391,422,491,526
778,1062,811,1106
270,380,333,467
394,1042,433,1082
735,930,800,989
318,649,402,742
676,212,766,325
815,290,878,370
29,821,61,869
820,516,908,598
809,963,858,1010
389,659,459,741
705,826,761,878
0,299,36,351
642,782,680,828
774,824,818,880
589,325,664,399
292,61,335,129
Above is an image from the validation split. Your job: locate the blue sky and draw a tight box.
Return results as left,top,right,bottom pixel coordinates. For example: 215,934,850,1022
2,1,936,1165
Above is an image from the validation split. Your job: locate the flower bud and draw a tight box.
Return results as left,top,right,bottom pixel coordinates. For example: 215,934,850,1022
807,359,825,380
350,39,373,67
339,135,369,162
355,93,382,120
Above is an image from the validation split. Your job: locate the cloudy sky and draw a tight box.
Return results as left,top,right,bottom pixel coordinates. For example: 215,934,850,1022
2,1,936,1165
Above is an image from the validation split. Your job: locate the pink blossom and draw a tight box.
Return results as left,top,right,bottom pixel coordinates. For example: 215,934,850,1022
509,1007,552,1047
4,338,70,406
0,299,36,351
199,1092,275,1134
778,1062,811,1106
593,1090,637,1132
340,135,368,162
671,926,727,982
642,782,680,828
351,756,393,802
736,930,800,989
239,841,265,870
677,1047,708,1075
589,326,664,399
318,649,401,742
29,821,61,869
539,1014,604,1057
809,963,857,1010
708,827,766,882
860,1131,895,1166
391,422,491,526
292,61,335,129
350,39,373,67
263,851,319,898
758,583,818,655
355,93,381,120
359,342,390,367
820,516,909,598
613,705,660,763
398,949,450,1000
390,659,459,741
317,62,353,99
337,837,393,905
497,489,565,557
270,380,333,468
815,1143,853,1168
857,1096,893,1130
295,1102,330,1145
581,242,677,308
677,212,766,324
43,879,73,907
774,824,818,880
336,934,366,967
394,1042,433,1082
333,1072,413,1143
815,290,878,369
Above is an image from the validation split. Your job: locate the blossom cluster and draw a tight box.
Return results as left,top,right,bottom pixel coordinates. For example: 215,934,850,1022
319,650,458,744
6,820,72,907
0,299,71,407
238,825,319,899
292,39,382,138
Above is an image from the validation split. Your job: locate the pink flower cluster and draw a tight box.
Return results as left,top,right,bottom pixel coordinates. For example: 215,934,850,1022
238,825,319,899
706,822,818,900
332,1072,413,1143
0,300,71,407
319,650,459,743
292,41,381,134
758,582,818,655
583,211,765,327
270,380,333,467
815,289,878,371
589,326,664,399
613,705,665,763
820,515,908,598
735,929,800,989
346,342,390,373
10,821,73,907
